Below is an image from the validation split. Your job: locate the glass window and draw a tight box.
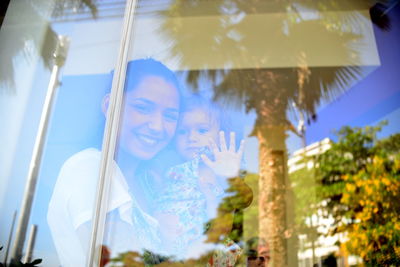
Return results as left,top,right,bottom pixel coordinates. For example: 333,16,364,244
1,1,399,267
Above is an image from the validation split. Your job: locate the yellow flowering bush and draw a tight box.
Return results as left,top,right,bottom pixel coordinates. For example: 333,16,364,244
316,122,400,266
341,155,400,266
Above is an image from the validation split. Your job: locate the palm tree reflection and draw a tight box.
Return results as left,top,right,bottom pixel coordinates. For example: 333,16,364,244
155,0,388,265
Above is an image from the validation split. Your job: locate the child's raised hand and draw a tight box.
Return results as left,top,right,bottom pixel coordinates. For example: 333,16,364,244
201,131,245,178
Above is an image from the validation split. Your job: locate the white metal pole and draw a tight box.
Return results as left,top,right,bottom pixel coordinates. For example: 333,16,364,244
87,0,137,266
23,225,38,264
3,211,17,266
10,35,69,262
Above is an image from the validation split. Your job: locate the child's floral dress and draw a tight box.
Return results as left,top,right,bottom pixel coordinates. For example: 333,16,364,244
155,158,209,256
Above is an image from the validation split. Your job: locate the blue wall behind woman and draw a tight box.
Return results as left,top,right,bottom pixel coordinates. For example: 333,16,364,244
28,72,111,263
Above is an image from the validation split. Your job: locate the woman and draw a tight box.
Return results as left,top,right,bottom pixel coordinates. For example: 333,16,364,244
47,59,182,267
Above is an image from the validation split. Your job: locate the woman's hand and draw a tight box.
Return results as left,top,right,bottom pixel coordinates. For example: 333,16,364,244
201,131,245,178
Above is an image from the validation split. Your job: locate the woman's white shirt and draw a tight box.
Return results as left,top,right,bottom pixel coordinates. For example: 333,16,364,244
47,148,159,267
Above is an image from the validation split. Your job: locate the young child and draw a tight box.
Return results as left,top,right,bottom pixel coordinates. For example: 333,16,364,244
154,95,245,259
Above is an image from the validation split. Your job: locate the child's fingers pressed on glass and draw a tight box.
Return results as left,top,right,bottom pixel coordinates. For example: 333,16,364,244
208,137,220,155
237,139,245,158
229,131,236,152
219,131,227,151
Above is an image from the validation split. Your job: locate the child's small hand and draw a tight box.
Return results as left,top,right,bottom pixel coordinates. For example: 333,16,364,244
201,131,245,178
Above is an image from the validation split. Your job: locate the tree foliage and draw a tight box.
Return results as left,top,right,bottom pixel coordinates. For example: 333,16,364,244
0,246,42,267
290,165,319,249
205,175,253,244
315,121,400,266
0,0,97,92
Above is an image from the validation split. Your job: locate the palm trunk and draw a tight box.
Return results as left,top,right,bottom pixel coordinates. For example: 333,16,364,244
256,124,288,267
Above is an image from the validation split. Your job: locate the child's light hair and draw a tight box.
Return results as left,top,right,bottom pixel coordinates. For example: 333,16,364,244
181,94,232,137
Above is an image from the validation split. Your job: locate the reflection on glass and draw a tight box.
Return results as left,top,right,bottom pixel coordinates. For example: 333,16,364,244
1,0,399,266
138,1,397,266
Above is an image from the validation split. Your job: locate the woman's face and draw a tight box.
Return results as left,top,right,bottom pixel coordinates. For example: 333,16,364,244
119,75,180,160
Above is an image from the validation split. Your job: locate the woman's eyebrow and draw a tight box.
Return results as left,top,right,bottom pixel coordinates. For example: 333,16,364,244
130,98,154,105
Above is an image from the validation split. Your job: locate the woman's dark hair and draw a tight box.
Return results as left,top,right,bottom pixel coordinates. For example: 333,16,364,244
106,58,182,97
124,58,181,94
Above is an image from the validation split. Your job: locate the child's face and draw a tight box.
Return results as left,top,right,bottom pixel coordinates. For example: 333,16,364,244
176,108,219,161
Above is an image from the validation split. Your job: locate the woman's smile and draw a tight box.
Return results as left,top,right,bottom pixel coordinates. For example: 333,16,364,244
135,132,163,147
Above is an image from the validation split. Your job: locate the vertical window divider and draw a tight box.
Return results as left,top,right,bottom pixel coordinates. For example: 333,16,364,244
87,0,138,266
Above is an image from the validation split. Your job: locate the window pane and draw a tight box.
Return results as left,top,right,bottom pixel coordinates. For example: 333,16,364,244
102,1,400,266
2,0,399,267
0,1,126,266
